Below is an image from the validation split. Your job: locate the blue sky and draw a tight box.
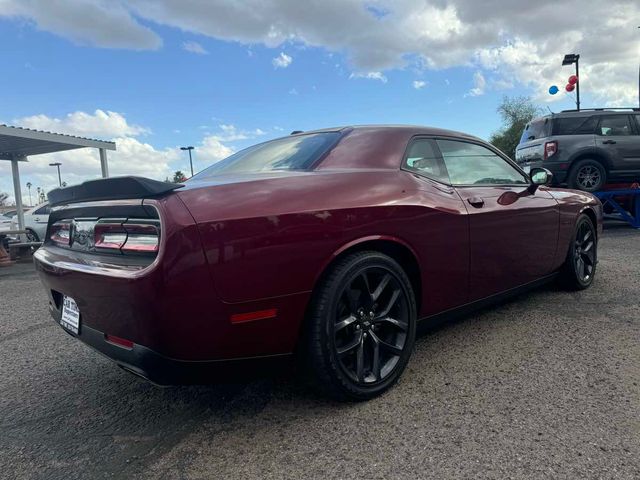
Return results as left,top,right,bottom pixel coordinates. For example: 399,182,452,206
0,0,637,204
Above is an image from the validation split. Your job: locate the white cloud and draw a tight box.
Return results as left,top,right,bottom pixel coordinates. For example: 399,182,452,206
412,80,426,90
212,124,266,142
0,0,161,50
14,110,149,138
466,71,486,97
0,111,263,204
350,71,388,83
288,88,299,95
182,41,208,54
1,1,638,103
272,52,293,69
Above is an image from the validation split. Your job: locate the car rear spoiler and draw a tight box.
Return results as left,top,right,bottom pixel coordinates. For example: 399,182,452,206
48,176,184,206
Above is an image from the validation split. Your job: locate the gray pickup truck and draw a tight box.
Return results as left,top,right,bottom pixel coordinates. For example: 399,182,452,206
515,108,640,192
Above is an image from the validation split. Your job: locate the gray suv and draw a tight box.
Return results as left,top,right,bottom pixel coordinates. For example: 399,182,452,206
516,108,640,192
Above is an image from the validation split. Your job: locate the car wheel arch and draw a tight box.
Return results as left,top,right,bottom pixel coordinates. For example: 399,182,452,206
311,236,422,314
569,150,611,172
579,207,598,237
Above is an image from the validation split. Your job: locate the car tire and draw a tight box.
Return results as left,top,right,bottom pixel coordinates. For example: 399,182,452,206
558,214,597,290
567,159,607,192
304,251,417,401
26,229,39,242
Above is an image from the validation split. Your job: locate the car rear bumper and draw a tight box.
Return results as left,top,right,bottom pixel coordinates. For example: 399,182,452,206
46,299,292,385
34,241,308,371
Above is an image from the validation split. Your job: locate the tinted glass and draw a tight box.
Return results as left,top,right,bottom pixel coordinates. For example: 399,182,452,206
552,116,597,135
437,140,528,186
34,205,50,215
404,139,449,183
191,132,340,179
598,115,632,136
519,118,550,143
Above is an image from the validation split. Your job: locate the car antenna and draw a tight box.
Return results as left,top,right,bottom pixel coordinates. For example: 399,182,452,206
546,106,554,114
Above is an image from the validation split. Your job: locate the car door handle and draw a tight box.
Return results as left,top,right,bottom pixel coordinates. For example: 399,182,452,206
33,218,39,222
602,140,616,144
467,197,485,208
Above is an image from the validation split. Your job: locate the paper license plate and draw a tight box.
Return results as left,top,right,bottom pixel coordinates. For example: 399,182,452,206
61,296,81,334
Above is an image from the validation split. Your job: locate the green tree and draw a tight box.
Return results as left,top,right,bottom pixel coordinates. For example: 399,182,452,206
0,192,8,206
489,96,542,160
171,171,187,183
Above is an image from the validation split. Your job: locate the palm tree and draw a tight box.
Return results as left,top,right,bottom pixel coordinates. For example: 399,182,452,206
26,182,32,206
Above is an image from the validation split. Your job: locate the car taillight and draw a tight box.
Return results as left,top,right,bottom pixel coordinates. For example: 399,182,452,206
122,223,159,253
94,222,127,250
50,221,71,246
544,141,557,160
94,220,159,253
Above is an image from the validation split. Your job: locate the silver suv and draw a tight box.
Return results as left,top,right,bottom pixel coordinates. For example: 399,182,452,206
516,108,640,192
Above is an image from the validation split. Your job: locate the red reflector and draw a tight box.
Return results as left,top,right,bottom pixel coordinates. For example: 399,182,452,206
230,308,278,324
105,334,134,349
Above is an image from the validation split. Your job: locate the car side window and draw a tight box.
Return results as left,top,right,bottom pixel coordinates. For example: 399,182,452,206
403,139,450,183
34,205,50,215
436,140,528,186
598,115,632,136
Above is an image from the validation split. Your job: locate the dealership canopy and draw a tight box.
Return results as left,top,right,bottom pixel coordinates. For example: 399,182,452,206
0,124,116,236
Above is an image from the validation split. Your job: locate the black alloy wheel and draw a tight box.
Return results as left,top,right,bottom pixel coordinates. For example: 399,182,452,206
559,214,597,290
333,267,410,384
573,219,596,283
305,251,416,400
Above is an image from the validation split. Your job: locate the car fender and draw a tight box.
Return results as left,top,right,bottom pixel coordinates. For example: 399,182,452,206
312,234,420,290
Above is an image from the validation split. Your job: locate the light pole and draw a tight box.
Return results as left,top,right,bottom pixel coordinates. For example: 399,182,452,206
562,53,580,110
26,182,32,206
49,162,62,186
180,146,195,177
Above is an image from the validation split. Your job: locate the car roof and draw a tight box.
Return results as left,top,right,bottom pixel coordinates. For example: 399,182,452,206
299,124,481,141
530,108,640,123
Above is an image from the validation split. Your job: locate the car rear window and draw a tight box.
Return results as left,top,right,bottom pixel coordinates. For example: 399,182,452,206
552,116,597,135
519,118,550,143
190,132,341,179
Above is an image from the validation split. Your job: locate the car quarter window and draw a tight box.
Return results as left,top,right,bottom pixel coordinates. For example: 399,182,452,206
403,139,450,183
597,115,633,136
436,139,528,186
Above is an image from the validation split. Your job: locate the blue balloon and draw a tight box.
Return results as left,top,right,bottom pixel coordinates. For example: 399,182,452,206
548,85,559,95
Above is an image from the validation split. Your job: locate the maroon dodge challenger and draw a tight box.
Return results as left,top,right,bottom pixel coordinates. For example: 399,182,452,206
34,126,602,400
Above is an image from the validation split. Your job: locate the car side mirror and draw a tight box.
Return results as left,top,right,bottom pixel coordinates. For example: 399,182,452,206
529,167,553,192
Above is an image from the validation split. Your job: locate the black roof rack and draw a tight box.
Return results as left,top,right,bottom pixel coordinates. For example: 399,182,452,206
560,107,640,113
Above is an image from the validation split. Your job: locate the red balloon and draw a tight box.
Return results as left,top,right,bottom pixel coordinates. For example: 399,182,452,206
566,83,575,92
568,75,578,85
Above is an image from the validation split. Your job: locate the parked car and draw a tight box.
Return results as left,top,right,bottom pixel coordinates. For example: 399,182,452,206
515,108,640,192
34,126,602,400
10,202,50,241
0,212,13,232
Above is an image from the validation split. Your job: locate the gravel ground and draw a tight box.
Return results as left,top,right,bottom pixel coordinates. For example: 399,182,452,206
0,225,638,480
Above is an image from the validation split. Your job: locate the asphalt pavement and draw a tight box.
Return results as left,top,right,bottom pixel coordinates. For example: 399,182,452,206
1,225,639,479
